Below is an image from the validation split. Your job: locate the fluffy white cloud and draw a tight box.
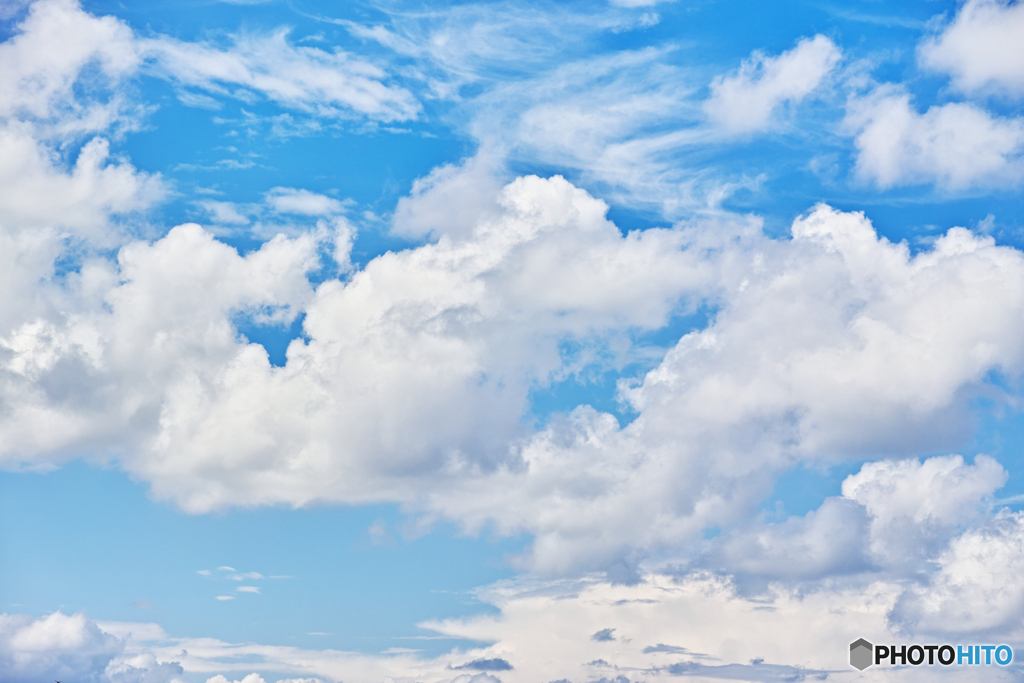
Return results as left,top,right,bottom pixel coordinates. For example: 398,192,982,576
919,0,1024,98
0,0,140,134
0,612,184,683
0,223,325,468
706,497,872,582
706,454,1007,588
842,454,1006,571
893,510,1024,636
703,35,840,134
120,175,707,513
429,204,1024,575
391,153,504,240
0,130,165,238
845,86,1024,190
6,0,1024,582
7,172,1024,577
264,187,349,217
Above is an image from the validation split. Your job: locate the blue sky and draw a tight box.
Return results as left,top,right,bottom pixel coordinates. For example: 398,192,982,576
2,1,1024,682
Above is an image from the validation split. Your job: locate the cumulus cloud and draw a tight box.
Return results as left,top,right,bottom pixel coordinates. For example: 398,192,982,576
893,510,1024,635
842,454,1006,570
703,35,840,134
7,0,1024,587
919,0,1024,98
0,0,165,246
7,163,1024,577
391,153,505,240
0,612,184,683
420,203,1024,575
844,86,1024,190
0,0,140,134
707,454,1007,587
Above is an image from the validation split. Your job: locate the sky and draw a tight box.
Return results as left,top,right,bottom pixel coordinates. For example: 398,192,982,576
2,0,1024,682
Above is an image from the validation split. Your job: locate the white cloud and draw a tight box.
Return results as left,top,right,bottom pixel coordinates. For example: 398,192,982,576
0,0,140,134
13,559,1024,683
236,586,261,594
422,204,1024,575
844,86,1024,190
703,35,841,134
706,497,872,582
141,29,420,122
892,510,1024,635
0,611,184,683
0,130,165,236
199,200,251,225
0,1,166,248
264,187,348,216
13,561,1024,683
842,454,1006,571
707,454,1007,588
391,153,504,240
6,167,1024,577
346,7,732,216
919,0,1024,98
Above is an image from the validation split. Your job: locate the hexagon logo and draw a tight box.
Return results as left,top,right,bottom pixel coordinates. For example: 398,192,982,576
850,638,873,670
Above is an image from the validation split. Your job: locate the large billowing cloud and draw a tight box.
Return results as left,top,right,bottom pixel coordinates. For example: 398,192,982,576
5,0,1024,584
6,164,1024,579
5,1,1024,681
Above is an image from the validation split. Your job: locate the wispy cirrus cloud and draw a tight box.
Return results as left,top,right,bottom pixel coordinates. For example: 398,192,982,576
141,29,420,122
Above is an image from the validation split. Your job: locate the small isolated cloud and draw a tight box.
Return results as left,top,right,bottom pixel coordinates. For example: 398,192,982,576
237,586,261,594
919,0,1024,98
452,658,514,671
845,86,1024,190
228,571,265,581
367,518,395,546
196,569,212,576
176,89,223,110
591,628,616,642
199,200,250,225
704,34,840,134
265,187,348,216
217,566,237,572
215,595,235,601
